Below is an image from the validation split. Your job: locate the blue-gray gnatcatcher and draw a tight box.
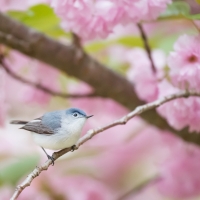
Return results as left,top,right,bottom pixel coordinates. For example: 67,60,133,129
11,108,93,165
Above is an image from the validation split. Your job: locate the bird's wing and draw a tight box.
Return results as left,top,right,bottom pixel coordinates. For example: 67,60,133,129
11,111,63,135
20,118,54,135
10,120,28,125
10,117,42,125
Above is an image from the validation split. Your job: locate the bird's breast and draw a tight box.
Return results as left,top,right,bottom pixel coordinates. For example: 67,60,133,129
32,117,86,150
32,128,81,150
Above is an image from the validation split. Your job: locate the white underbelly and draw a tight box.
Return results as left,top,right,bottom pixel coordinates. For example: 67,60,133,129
32,131,81,150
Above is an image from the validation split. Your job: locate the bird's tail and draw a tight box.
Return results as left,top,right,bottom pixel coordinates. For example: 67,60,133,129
10,120,28,125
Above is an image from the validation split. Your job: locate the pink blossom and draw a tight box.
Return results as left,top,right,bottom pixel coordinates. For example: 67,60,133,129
0,70,7,127
0,123,38,155
168,34,200,91
0,0,49,12
157,80,200,132
92,128,178,187
0,186,13,200
48,175,115,200
107,45,129,65
21,62,59,105
126,48,166,102
128,187,164,200
112,0,172,22
0,178,50,200
157,144,200,198
51,0,123,40
57,126,182,192
18,186,50,200
51,0,171,40
4,51,59,105
108,24,138,40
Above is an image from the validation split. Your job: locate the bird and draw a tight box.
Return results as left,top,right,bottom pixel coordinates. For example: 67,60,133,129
11,108,93,165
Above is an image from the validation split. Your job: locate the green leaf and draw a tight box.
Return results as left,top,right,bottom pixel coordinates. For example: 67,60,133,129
160,1,190,19
7,4,68,38
85,36,158,54
157,35,178,53
160,1,200,20
85,37,143,53
0,155,39,185
116,36,144,47
85,41,112,53
184,13,200,20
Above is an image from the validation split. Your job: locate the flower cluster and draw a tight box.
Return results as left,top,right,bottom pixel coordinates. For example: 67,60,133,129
126,34,200,132
168,34,200,91
126,48,166,102
0,0,48,11
51,0,171,40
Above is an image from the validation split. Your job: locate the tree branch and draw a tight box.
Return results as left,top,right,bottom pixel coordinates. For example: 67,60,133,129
1,13,200,145
71,32,82,49
137,23,156,73
0,53,96,98
0,13,139,107
10,91,200,200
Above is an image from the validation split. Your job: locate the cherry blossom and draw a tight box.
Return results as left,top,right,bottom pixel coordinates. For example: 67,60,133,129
126,48,166,102
168,34,200,91
48,175,115,200
51,0,171,40
0,0,49,12
157,80,200,132
4,51,60,105
157,144,200,198
0,70,7,126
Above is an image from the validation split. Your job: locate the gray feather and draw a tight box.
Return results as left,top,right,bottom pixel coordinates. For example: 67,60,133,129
42,111,63,130
20,120,54,135
19,111,63,135
10,120,28,125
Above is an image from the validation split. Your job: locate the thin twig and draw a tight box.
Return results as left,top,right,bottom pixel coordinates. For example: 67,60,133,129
137,23,156,73
10,90,200,200
0,55,96,98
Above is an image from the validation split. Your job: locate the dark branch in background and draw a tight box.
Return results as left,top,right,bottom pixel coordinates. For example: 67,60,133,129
137,23,156,73
0,12,142,108
0,54,96,98
0,12,200,145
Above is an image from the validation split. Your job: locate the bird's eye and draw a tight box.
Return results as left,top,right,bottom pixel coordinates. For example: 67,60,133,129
73,113,78,117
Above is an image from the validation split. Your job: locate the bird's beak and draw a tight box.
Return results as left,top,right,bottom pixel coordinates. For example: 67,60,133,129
86,115,93,118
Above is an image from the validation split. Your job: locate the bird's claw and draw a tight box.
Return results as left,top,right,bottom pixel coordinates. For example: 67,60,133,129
71,145,76,152
47,155,55,166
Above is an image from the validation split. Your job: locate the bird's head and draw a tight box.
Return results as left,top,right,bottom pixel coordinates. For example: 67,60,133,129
62,108,93,129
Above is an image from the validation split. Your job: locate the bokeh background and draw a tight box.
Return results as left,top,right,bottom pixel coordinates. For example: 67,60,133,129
0,0,200,199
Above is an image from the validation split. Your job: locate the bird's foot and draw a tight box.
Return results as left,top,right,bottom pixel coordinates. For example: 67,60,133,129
41,147,55,166
47,155,55,166
71,145,76,152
